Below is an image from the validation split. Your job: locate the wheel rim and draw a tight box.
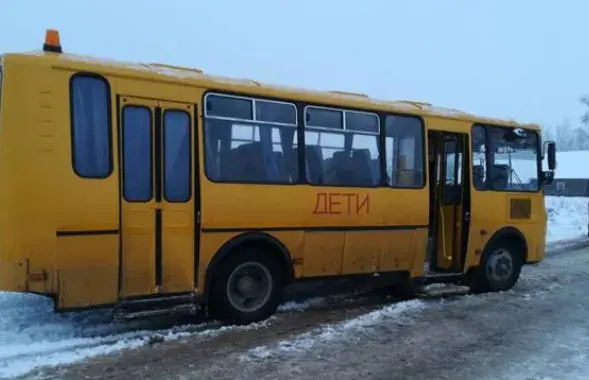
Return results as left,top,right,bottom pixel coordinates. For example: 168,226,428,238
226,262,273,313
485,248,514,286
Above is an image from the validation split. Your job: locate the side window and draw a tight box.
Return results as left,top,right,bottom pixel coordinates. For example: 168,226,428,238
445,140,457,185
471,125,487,190
163,110,191,202
204,94,298,184
444,140,462,186
304,107,381,187
385,115,424,188
70,74,112,178
122,106,152,202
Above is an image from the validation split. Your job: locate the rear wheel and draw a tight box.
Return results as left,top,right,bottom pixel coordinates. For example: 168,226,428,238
470,239,523,293
209,247,284,325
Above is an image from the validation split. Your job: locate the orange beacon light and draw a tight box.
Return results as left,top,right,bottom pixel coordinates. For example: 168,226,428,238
43,29,62,53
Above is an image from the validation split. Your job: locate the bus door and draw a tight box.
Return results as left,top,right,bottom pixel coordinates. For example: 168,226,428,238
118,96,197,298
435,133,468,272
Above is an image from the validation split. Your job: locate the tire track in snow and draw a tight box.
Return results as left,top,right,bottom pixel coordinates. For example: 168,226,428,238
0,288,366,379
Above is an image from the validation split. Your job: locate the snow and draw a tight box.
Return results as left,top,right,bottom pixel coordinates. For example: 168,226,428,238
545,196,588,242
241,300,427,362
0,195,583,378
0,292,276,379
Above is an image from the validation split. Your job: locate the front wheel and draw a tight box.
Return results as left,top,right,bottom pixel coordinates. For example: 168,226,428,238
470,240,523,293
209,248,284,325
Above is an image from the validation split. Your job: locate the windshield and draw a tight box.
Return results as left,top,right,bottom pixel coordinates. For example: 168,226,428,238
472,125,540,192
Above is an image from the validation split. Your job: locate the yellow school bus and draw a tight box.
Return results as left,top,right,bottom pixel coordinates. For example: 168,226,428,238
0,30,556,324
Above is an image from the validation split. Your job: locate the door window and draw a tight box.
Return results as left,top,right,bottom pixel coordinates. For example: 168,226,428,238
122,106,153,202
163,110,191,202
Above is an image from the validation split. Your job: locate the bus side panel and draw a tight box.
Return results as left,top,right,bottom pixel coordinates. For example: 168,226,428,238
0,60,58,295
53,69,120,309
198,183,429,285
378,230,417,273
342,230,383,274
464,191,505,269
342,228,426,275
56,235,119,308
303,231,345,276
465,190,545,270
527,193,547,262
507,193,546,262
409,228,429,276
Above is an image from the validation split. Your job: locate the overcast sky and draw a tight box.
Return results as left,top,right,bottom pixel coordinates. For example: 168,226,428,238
1,0,587,130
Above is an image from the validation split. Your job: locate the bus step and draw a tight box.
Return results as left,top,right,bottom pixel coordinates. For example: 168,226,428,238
416,272,466,286
415,283,470,298
115,303,200,321
116,293,199,313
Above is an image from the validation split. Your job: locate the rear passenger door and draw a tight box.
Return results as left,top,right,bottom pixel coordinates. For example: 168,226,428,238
119,96,197,298
158,101,196,294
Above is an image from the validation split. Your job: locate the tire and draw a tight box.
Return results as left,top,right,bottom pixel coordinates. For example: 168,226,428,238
209,247,284,325
470,239,523,293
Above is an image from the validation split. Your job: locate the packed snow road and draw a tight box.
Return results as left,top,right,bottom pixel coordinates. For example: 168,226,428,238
20,240,589,380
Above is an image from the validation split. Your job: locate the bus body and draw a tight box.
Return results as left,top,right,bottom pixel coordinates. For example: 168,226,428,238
0,30,556,324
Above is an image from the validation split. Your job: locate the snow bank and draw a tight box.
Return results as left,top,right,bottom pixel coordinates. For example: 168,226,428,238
0,292,274,379
545,196,588,242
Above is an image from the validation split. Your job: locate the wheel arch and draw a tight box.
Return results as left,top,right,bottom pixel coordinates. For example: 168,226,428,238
203,231,295,303
484,226,528,262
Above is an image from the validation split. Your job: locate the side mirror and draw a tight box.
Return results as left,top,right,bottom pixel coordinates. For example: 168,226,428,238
544,140,556,171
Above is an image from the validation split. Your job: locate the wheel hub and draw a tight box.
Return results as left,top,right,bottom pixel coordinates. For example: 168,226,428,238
236,275,258,297
226,262,273,313
487,248,514,284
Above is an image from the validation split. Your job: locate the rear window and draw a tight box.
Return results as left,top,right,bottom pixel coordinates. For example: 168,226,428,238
70,74,112,178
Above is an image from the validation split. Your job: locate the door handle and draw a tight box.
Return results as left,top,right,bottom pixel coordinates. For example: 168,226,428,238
149,203,163,210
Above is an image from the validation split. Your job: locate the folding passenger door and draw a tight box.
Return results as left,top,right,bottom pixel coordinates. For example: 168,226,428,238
436,133,468,272
118,96,196,298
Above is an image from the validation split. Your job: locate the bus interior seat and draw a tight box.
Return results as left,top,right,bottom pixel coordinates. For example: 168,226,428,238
351,149,376,185
305,145,324,184
283,148,299,183
228,142,280,182
473,165,485,189
492,164,510,190
330,151,352,185
272,151,290,182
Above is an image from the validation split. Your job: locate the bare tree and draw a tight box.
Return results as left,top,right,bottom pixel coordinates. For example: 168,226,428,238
555,118,574,151
581,95,589,126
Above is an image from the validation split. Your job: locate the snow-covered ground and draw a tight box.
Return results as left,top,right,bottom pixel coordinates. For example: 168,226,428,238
0,195,586,379
0,290,346,379
545,196,588,242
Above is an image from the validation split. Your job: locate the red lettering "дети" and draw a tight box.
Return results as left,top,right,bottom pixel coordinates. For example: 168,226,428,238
312,192,370,215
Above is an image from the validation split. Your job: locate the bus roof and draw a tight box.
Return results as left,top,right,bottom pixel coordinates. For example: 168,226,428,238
6,50,540,131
